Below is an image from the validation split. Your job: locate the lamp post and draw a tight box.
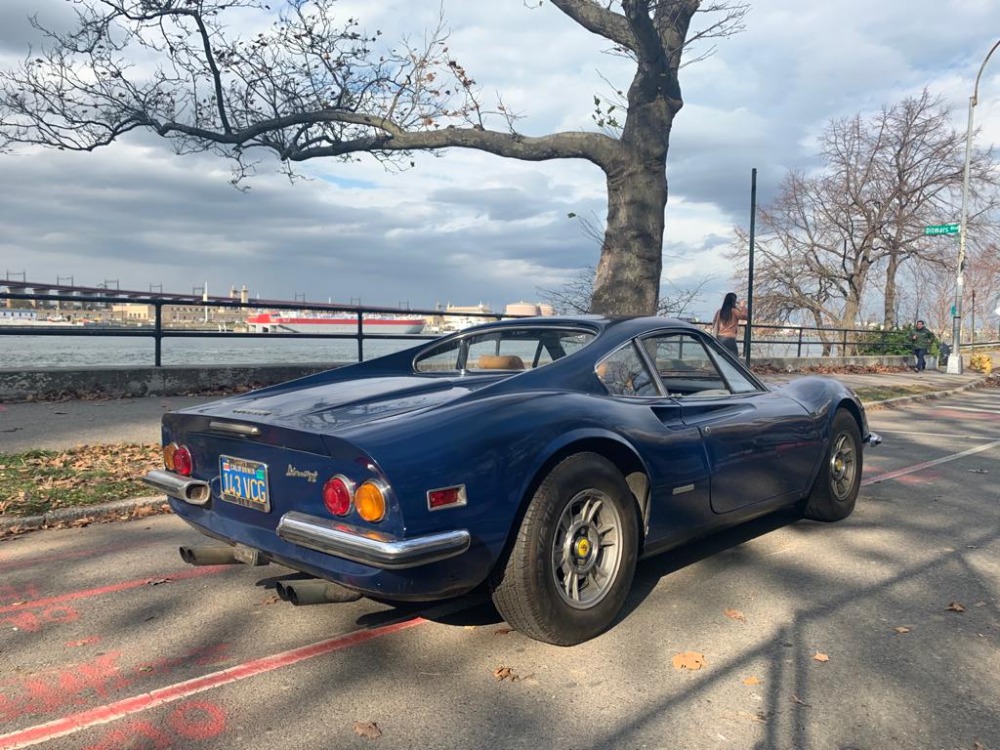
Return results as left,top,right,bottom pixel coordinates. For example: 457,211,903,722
950,38,1000,374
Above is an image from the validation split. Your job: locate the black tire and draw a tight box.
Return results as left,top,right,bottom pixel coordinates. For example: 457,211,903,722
800,409,863,521
490,452,639,646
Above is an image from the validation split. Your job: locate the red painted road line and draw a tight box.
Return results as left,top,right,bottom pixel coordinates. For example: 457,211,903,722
863,437,1000,486
0,618,426,750
0,566,227,615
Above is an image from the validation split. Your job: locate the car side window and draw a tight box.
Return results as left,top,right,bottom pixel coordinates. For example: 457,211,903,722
709,349,761,394
414,326,597,373
414,339,462,372
596,343,661,397
642,332,758,397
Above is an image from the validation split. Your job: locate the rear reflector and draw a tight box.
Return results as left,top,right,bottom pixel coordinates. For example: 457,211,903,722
427,485,467,511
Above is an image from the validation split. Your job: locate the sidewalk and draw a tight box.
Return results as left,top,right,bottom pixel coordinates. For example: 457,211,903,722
0,369,989,453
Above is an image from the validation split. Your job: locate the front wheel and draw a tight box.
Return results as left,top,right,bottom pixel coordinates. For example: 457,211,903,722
490,452,639,646
800,409,863,521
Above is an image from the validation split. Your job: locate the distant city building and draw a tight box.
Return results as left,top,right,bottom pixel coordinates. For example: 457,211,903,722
504,302,555,317
0,309,37,323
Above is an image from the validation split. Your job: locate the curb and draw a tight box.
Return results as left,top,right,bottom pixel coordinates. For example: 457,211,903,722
0,495,170,537
860,375,989,410
2,375,992,538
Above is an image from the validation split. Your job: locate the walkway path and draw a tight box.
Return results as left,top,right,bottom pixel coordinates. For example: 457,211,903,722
0,370,987,453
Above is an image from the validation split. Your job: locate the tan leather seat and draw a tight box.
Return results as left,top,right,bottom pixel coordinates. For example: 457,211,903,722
477,354,525,370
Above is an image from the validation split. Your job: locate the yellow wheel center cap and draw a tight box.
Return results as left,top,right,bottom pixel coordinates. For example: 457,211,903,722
575,537,591,559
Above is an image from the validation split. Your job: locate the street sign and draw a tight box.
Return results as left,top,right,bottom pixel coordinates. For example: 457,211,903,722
924,223,960,236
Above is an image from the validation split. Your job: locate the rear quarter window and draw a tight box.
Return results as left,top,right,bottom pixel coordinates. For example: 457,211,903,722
414,327,596,373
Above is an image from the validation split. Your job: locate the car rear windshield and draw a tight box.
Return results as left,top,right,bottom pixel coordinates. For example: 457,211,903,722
414,327,597,373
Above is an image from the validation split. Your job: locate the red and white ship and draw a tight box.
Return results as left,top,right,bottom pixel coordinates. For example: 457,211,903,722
246,311,425,335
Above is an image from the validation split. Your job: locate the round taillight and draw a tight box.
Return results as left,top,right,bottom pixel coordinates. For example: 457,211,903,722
323,475,353,516
173,445,194,477
163,443,178,470
355,481,387,523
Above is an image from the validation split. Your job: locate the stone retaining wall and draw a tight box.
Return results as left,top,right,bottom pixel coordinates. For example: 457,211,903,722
0,363,337,402
0,354,933,403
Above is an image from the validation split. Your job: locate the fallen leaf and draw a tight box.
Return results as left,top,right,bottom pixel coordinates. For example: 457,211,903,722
724,608,746,623
791,694,811,707
893,626,911,634
946,601,966,613
352,721,382,740
742,676,760,686
493,627,514,635
146,578,172,586
260,594,281,605
812,652,829,663
492,665,519,682
672,652,707,670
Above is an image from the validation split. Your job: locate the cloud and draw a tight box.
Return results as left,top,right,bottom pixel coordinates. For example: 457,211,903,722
2,0,999,320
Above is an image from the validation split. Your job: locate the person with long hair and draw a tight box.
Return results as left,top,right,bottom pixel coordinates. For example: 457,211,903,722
712,292,747,356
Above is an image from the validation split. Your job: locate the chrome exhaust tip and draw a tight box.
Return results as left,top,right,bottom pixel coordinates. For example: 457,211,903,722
275,580,363,606
142,469,211,506
179,546,239,566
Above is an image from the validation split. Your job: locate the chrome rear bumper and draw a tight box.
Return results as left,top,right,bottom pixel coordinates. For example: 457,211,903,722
276,511,471,569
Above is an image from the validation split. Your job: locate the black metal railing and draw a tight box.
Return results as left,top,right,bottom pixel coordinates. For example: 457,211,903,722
1,291,995,368
0,292,503,367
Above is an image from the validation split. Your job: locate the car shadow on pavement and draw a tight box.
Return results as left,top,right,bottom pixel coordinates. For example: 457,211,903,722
620,507,802,624
385,507,805,636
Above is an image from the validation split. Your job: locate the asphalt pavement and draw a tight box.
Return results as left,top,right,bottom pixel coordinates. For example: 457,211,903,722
2,380,998,749
0,368,988,454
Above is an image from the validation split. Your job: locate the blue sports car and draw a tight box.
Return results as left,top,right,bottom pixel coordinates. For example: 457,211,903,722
143,316,881,646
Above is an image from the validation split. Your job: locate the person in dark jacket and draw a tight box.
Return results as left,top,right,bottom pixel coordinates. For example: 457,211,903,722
910,320,936,372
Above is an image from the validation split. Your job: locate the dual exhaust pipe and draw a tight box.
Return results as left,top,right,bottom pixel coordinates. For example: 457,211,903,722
178,545,361,605
275,579,363,605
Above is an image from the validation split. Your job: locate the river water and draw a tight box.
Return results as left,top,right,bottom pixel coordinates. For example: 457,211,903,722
1,331,814,369
0,334,430,369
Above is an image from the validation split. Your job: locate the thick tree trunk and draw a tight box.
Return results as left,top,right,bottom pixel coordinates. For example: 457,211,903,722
841,296,861,355
883,252,900,327
590,161,668,316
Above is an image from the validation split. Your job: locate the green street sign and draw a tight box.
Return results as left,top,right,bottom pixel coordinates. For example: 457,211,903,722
924,223,960,236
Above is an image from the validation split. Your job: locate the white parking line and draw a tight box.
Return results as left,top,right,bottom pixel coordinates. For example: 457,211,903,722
866,431,989,438
933,405,1000,415
863,438,1000,486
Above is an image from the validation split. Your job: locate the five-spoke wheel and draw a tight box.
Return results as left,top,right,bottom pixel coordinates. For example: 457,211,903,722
491,452,639,646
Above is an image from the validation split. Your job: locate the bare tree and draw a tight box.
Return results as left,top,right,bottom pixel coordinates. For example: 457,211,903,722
537,264,711,316
731,91,1000,339
0,0,747,316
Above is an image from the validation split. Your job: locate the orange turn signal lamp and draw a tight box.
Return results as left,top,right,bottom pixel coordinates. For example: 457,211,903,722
323,475,387,523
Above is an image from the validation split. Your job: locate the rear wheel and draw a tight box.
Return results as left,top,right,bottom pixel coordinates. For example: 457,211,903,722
800,409,862,521
490,452,639,646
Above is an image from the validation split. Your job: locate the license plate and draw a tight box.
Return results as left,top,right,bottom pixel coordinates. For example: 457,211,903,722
219,455,270,512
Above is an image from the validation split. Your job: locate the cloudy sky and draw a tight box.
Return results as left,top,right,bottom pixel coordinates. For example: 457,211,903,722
1,0,999,319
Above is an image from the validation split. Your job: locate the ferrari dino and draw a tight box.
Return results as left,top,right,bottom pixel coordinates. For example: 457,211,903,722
144,316,880,646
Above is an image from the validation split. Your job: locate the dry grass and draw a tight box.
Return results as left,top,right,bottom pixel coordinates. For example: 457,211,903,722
0,443,161,517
